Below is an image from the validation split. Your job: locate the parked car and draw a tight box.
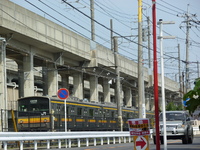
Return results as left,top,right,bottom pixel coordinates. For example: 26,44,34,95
153,111,193,144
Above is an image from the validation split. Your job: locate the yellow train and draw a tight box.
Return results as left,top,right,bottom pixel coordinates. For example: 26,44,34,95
17,96,154,131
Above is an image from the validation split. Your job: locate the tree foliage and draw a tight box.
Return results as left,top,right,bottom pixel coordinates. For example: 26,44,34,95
166,102,176,111
166,102,183,111
183,78,200,114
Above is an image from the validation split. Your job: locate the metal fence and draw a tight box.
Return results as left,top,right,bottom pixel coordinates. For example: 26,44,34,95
0,131,132,150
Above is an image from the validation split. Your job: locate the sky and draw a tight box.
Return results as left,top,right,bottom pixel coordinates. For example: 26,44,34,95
9,0,200,86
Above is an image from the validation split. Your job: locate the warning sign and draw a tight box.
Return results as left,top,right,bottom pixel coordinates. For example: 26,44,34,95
128,118,150,136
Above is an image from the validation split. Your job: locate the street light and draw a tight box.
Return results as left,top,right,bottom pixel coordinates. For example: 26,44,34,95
157,19,175,150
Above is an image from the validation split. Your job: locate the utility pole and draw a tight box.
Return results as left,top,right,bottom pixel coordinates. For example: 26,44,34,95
114,36,123,131
178,44,183,109
110,19,113,51
185,4,190,93
198,61,200,77
138,0,145,118
90,0,95,41
178,4,196,93
147,16,151,69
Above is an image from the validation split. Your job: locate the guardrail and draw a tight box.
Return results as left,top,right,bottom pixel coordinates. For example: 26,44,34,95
0,131,132,150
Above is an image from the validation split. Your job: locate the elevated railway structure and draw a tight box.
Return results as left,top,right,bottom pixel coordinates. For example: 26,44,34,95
0,0,181,131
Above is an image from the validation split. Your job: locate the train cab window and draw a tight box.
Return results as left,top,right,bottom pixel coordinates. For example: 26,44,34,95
77,107,82,116
89,109,94,117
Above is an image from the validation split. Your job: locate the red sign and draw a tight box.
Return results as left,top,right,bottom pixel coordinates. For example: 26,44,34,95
128,118,150,136
57,88,69,99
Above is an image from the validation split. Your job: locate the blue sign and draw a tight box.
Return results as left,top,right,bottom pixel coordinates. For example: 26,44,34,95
183,98,190,107
57,88,69,99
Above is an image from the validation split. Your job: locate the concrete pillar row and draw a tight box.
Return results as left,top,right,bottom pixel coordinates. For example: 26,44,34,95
90,75,98,102
61,74,69,90
0,40,7,132
23,53,34,97
125,87,132,107
103,78,111,103
18,63,24,98
47,63,58,97
73,73,83,99
42,66,48,96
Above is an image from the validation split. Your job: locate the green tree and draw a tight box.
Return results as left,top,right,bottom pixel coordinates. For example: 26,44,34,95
166,102,177,111
183,78,200,114
166,102,183,111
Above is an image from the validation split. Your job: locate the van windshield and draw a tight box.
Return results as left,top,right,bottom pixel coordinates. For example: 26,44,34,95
159,112,184,121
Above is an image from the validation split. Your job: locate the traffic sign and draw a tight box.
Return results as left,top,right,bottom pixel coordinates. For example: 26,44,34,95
134,135,149,150
57,88,69,99
128,118,150,136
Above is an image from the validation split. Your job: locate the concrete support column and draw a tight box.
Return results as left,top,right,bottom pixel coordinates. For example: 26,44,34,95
0,40,7,132
90,75,98,102
73,73,83,99
61,74,69,89
23,53,34,96
18,63,24,98
42,66,48,96
47,63,58,96
103,78,110,103
145,93,150,111
133,90,139,108
125,87,132,107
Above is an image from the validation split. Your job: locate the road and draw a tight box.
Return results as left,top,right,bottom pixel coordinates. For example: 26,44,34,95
49,135,200,150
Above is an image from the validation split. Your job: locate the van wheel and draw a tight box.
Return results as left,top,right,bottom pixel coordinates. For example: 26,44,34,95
153,136,156,144
182,133,189,144
188,130,193,144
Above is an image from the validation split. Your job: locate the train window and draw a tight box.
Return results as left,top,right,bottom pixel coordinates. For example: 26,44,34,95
83,109,88,116
99,109,102,114
67,106,70,115
127,113,130,118
30,103,41,112
95,109,98,116
103,110,106,117
115,113,118,118
123,112,126,117
56,105,61,112
106,110,110,117
19,105,28,112
89,109,94,117
111,111,114,118
71,107,75,114
77,107,82,116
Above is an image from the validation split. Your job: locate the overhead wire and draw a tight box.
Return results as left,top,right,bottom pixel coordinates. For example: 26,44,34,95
9,0,200,80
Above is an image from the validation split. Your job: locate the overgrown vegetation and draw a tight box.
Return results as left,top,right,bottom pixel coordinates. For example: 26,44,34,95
166,102,183,111
183,78,200,114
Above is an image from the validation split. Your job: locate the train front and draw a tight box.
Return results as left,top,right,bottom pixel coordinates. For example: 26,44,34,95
17,96,52,132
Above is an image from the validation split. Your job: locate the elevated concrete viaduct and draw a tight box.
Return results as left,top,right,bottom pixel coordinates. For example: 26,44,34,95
0,0,181,131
